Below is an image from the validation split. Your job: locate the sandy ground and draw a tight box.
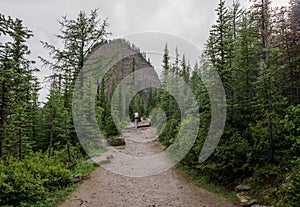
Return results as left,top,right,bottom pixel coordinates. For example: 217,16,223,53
58,122,235,207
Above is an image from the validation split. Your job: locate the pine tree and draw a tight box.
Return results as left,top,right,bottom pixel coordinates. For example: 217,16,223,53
272,4,300,104
231,11,260,135
250,0,280,163
0,14,38,159
206,0,233,83
40,9,111,150
161,43,170,82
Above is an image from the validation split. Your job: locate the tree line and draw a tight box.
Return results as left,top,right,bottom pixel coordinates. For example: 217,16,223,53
0,10,112,206
151,0,299,206
0,9,152,206
0,0,299,206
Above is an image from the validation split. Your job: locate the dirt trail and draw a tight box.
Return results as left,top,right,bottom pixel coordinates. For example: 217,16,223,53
58,122,235,207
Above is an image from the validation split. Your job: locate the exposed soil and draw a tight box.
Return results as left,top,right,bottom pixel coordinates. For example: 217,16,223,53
58,121,235,207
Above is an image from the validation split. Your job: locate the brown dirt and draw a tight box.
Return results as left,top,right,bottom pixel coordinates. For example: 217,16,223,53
58,122,235,207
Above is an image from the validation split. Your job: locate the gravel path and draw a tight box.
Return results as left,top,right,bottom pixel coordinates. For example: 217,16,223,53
58,123,235,207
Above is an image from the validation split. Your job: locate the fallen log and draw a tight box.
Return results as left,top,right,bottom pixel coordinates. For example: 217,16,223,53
137,124,151,128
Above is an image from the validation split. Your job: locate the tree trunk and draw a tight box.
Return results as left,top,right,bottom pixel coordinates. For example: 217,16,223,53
0,140,2,158
65,119,71,162
0,83,7,158
18,128,22,160
48,124,53,158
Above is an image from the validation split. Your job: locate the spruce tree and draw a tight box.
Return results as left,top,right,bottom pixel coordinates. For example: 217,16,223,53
40,9,110,150
0,14,38,159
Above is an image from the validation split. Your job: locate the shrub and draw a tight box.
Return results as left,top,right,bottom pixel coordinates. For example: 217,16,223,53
0,152,72,206
275,158,300,207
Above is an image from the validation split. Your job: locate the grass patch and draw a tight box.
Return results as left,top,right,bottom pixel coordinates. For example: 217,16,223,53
176,163,239,204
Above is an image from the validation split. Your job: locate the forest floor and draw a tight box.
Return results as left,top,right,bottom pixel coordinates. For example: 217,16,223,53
58,121,236,207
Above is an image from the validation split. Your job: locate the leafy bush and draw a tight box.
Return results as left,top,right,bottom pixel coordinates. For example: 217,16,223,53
159,118,180,146
251,164,284,186
0,152,72,206
275,158,300,207
195,129,250,186
0,156,47,206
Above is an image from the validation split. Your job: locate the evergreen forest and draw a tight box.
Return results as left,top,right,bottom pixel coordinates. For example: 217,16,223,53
0,0,299,206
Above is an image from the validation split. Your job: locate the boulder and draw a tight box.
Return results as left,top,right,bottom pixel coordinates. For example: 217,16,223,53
107,137,125,146
236,193,258,206
236,184,251,191
236,193,251,203
240,199,258,206
71,173,91,183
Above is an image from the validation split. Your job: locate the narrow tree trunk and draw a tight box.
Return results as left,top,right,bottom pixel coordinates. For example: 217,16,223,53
0,140,2,158
18,128,22,160
0,84,7,158
268,112,274,162
0,117,4,158
261,0,267,61
48,124,53,158
65,119,71,162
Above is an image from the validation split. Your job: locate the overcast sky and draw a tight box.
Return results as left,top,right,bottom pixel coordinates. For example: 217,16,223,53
1,0,289,102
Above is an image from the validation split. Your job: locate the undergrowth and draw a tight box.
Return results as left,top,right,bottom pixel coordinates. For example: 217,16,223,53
0,150,98,207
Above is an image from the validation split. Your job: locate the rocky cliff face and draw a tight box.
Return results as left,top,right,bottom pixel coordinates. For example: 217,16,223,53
99,39,160,96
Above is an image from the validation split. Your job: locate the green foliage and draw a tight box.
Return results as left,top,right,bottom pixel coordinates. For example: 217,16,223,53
281,104,300,156
0,13,39,159
159,118,180,146
39,9,111,154
0,150,97,207
176,163,239,204
251,164,284,187
1,3,300,207
0,152,70,206
195,129,250,186
155,1,300,205
275,158,300,207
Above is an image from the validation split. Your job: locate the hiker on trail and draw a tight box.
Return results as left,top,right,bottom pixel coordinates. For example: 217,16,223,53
134,112,139,129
